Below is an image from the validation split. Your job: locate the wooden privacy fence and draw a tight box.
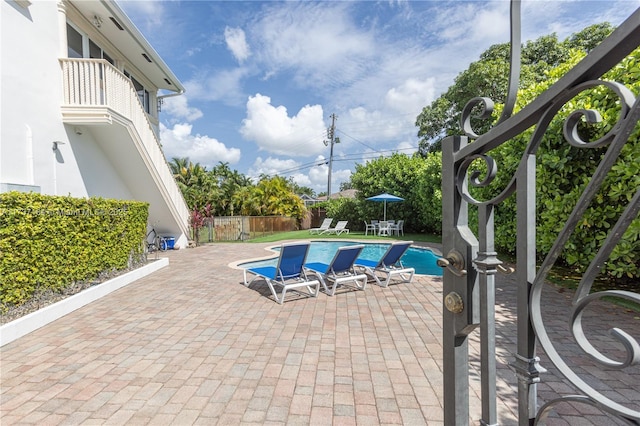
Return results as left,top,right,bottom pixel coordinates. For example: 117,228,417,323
197,216,299,242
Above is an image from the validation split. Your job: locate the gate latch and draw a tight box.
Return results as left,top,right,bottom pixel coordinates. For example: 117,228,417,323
437,250,467,277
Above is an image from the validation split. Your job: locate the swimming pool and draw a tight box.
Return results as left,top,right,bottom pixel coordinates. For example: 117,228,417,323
238,241,443,276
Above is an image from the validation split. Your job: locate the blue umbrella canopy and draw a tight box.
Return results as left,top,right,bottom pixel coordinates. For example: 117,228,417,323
366,193,404,221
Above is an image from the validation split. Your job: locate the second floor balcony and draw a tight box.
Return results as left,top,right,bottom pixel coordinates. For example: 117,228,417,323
59,58,189,240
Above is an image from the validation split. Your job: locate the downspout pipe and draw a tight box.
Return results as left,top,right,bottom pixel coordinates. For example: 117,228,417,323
157,89,185,112
158,89,185,101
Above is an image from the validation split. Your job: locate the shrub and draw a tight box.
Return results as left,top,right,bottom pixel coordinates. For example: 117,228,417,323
0,192,148,307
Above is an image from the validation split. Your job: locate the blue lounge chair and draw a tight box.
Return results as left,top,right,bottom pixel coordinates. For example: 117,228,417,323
354,241,415,287
243,242,320,304
304,244,368,296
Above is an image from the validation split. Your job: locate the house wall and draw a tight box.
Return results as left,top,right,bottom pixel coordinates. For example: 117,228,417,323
1,0,132,200
2,0,189,247
2,0,61,194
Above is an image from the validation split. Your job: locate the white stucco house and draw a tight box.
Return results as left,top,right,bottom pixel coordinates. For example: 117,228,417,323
1,0,190,248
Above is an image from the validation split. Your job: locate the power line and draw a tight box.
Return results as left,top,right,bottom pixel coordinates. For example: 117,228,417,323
269,142,419,178
332,146,419,162
335,130,419,158
272,160,328,175
336,111,420,127
335,129,377,152
253,111,422,181
263,143,420,178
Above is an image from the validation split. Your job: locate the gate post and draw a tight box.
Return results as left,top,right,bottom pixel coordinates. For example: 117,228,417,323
441,135,479,425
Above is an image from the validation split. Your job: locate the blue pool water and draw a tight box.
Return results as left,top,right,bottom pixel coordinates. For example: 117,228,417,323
239,241,443,276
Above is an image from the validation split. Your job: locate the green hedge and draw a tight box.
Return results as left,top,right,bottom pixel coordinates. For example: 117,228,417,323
0,192,148,307
472,48,639,281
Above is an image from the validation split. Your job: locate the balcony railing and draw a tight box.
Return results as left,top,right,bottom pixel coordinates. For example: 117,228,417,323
60,58,189,234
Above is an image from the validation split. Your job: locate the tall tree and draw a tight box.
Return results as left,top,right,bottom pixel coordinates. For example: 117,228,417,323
169,157,216,210
209,162,253,216
289,180,315,198
349,153,441,233
234,176,306,220
422,23,637,281
567,22,615,52
415,23,615,154
339,181,353,191
169,157,190,189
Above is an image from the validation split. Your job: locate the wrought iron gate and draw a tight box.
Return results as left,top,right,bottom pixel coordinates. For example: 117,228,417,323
440,2,640,424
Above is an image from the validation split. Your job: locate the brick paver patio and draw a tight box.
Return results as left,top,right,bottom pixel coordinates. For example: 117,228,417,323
1,241,639,425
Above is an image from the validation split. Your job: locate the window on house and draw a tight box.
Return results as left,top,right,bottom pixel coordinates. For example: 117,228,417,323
67,24,83,58
89,39,114,65
67,21,152,116
124,71,151,114
67,23,114,65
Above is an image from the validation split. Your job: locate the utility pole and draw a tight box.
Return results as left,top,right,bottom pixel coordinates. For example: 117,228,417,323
324,113,339,199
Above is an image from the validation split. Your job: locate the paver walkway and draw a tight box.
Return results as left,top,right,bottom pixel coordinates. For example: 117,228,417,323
1,242,639,425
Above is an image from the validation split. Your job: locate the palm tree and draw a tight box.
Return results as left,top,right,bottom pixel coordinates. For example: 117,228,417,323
211,163,254,216
168,157,216,210
251,176,306,219
170,157,190,191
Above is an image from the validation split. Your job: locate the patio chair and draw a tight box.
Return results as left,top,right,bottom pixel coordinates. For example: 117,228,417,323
323,220,349,235
243,242,320,304
354,241,415,287
364,221,377,236
309,218,333,234
304,244,368,296
377,221,390,236
388,220,404,236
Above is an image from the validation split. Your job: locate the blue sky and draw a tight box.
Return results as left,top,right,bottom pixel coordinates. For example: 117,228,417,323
119,0,639,195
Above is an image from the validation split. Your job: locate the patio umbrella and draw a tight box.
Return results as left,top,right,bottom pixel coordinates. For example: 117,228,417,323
366,192,404,221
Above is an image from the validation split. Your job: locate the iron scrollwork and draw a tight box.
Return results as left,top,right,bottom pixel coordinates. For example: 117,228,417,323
447,1,640,423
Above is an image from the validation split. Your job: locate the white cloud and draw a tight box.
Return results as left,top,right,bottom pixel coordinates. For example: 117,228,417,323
340,106,417,147
428,2,509,44
290,172,312,188
160,123,241,168
385,78,436,114
307,158,328,185
162,96,203,122
250,156,300,177
328,168,352,192
397,140,418,156
248,154,349,195
305,155,351,195
521,0,640,43
224,27,250,63
183,67,250,106
118,1,166,29
240,94,326,156
251,2,376,89
231,4,441,155
185,47,201,57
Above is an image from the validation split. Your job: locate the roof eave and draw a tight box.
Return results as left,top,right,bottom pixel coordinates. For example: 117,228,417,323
70,0,185,94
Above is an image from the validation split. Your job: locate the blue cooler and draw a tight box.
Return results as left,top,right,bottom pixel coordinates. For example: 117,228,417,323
162,237,175,250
